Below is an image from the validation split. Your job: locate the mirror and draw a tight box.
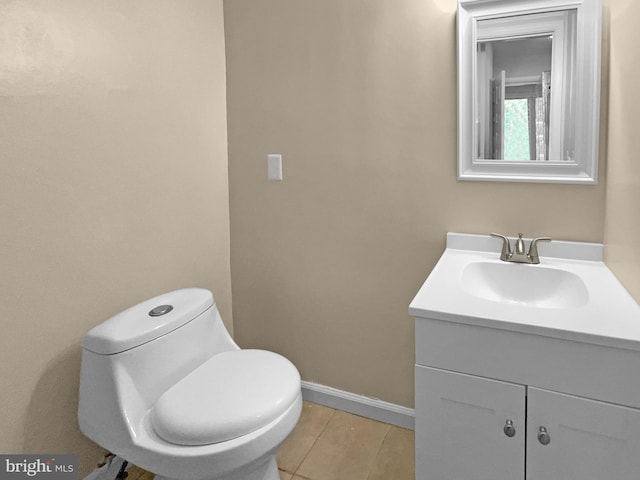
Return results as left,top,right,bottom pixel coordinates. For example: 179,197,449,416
457,0,601,184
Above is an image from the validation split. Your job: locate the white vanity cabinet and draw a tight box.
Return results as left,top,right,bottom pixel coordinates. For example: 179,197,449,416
415,363,640,480
409,233,640,479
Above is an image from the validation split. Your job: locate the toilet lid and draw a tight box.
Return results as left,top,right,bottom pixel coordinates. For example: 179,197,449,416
150,349,301,446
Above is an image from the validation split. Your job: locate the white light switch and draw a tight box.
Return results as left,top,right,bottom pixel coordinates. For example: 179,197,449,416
267,154,283,181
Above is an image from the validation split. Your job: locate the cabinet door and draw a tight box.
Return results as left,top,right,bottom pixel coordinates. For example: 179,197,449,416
527,387,640,480
415,365,525,480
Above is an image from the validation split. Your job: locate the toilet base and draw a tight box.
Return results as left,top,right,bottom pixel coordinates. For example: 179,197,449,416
154,455,280,480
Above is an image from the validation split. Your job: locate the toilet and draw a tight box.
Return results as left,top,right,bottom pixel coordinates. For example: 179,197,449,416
78,288,302,480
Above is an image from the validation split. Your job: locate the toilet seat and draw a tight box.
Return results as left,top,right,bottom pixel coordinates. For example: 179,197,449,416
150,349,301,446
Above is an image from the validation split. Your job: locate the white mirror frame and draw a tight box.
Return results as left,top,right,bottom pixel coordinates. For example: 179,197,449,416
457,0,602,184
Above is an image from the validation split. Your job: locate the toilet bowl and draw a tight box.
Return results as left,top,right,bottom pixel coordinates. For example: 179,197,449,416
78,288,302,480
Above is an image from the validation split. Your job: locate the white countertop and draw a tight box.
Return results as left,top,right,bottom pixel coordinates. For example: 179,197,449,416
409,233,640,351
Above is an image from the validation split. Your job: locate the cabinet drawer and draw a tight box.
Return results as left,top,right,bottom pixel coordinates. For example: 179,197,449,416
415,316,640,409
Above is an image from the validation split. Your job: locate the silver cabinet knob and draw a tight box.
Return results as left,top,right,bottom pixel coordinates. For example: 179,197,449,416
503,419,516,437
538,426,551,445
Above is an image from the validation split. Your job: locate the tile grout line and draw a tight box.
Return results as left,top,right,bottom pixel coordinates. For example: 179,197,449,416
365,424,392,480
289,407,338,479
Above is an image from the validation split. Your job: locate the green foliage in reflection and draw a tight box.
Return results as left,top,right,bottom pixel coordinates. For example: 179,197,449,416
504,99,530,161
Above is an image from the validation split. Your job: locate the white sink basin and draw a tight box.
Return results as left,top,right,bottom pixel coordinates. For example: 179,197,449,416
409,233,640,351
460,261,589,308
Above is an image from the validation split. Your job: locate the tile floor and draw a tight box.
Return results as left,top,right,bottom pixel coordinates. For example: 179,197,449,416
276,402,414,480
126,401,414,480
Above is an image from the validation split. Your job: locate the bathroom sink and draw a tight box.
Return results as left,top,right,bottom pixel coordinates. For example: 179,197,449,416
409,233,640,351
460,261,589,308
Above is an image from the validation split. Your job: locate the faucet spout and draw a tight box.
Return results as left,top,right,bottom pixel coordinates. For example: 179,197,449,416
509,233,531,263
514,233,526,255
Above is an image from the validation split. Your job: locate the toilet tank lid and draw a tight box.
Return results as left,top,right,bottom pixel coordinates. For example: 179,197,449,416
83,288,215,355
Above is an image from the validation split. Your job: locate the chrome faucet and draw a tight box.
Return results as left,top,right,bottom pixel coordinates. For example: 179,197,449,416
490,233,552,264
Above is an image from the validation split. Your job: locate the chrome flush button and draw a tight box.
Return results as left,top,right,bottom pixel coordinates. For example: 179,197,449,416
149,305,173,317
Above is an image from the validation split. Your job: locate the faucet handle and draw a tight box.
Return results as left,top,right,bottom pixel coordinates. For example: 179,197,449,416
490,233,512,261
528,237,552,264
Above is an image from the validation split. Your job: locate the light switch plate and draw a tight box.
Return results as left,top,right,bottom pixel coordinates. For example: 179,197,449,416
267,154,283,181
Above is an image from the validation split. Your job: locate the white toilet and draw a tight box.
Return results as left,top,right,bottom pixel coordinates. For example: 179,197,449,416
78,288,302,480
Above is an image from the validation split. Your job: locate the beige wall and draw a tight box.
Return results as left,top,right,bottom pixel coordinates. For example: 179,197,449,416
604,0,640,302
225,0,607,409
0,1,231,475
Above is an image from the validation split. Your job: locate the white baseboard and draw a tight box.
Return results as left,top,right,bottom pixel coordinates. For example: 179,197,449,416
301,381,415,430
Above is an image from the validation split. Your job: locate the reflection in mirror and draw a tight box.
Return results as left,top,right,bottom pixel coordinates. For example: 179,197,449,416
477,37,552,161
475,10,576,162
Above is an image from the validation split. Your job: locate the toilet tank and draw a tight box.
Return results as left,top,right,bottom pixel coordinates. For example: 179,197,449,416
84,288,215,354
78,288,238,446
